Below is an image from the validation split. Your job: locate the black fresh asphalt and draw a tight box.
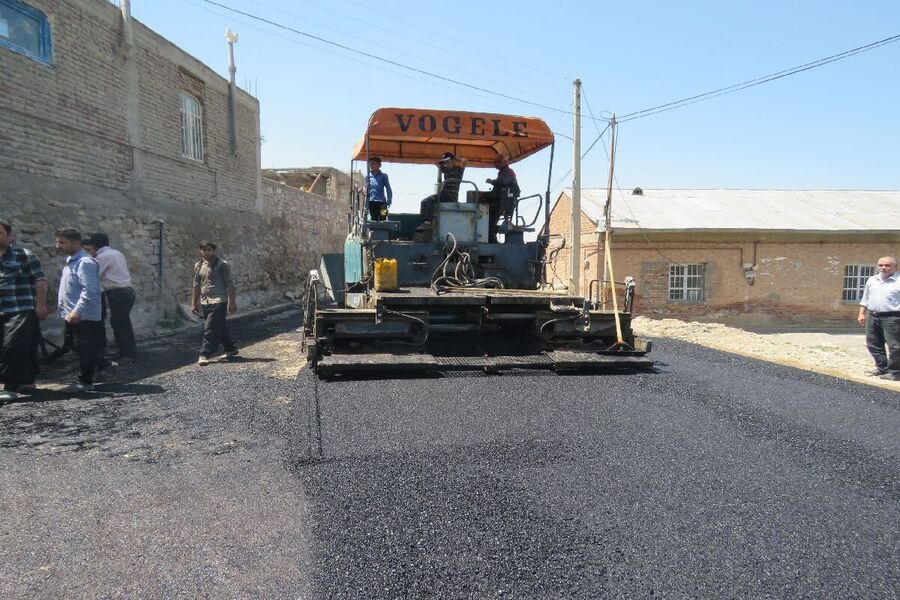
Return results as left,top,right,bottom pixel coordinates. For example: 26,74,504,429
296,341,899,599
1,309,897,598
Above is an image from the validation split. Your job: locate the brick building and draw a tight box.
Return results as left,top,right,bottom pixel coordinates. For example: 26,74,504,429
549,189,900,324
0,0,346,334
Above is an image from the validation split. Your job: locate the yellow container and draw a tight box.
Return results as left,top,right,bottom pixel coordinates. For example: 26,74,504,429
374,258,399,292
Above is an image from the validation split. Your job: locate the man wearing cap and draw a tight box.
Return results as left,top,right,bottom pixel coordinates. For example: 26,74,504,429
857,256,900,381
417,152,467,241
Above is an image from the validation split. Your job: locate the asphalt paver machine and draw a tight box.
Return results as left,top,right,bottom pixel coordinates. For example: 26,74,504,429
302,108,651,376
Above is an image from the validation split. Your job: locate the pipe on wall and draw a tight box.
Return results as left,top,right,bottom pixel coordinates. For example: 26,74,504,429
155,218,165,321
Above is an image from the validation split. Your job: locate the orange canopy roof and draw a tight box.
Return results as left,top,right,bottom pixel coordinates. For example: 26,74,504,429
351,108,554,167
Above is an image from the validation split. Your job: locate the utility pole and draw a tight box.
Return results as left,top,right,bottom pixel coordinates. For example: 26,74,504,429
601,115,617,308
226,28,239,156
570,78,582,296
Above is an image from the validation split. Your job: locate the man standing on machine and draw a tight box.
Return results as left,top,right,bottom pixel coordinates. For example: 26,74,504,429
484,154,520,243
417,152,467,241
366,156,393,222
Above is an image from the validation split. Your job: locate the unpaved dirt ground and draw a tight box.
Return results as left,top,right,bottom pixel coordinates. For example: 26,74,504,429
632,317,899,391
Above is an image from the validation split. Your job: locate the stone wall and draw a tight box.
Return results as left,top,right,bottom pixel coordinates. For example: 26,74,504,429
2,170,345,335
0,0,347,339
258,178,347,287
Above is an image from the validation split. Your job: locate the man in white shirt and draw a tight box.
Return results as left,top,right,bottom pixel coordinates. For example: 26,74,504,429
83,233,137,361
857,256,900,381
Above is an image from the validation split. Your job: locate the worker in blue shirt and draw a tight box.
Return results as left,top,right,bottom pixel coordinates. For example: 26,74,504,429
367,156,393,221
55,227,104,392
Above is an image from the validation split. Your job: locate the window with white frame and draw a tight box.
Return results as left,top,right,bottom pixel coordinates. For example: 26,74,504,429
180,91,204,161
0,0,52,64
842,264,875,302
668,263,705,301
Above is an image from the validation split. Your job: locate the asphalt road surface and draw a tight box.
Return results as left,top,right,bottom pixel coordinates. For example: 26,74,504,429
1,310,898,599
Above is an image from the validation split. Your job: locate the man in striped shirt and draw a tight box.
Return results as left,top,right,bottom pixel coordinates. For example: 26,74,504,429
416,152,467,241
0,218,48,402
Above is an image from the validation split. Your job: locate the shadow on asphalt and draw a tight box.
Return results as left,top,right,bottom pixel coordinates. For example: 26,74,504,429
218,356,276,364
32,310,300,391
9,383,167,405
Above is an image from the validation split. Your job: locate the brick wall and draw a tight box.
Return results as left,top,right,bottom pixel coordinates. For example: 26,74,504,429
0,0,346,337
547,193,598,291
549,195,899,324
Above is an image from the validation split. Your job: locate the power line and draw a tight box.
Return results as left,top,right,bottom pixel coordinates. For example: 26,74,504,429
619,33,900,123
581,86,609,139
182,0,581,147
548,84,610,191
549,122,610,192
197,0,577,117
181,0,515,106
341,0,570,86
249,0,569,97
242,0,568,106
599,135,677,262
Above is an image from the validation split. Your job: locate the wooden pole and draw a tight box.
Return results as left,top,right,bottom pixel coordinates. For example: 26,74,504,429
602,115,617,308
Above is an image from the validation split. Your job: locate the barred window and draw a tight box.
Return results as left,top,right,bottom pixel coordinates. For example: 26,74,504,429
842,264,875,302
0,0,52,64
669,263,705,301
180,92,204,161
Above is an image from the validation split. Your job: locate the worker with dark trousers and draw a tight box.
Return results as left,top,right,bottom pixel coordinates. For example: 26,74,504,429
484,154,520,243
82,233,138,362
858,255,900,381
0,218,48,402
191,241,238,366
367,156,393,221
55,227,104,392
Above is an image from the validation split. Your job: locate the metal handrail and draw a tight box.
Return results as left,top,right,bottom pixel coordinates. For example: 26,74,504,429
516,193,543,228
588,278,632,309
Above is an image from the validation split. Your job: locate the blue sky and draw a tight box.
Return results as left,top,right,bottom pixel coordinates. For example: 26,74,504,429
131,0,900,214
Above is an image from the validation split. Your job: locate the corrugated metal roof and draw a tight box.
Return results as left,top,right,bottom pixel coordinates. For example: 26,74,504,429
559,189,900,232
